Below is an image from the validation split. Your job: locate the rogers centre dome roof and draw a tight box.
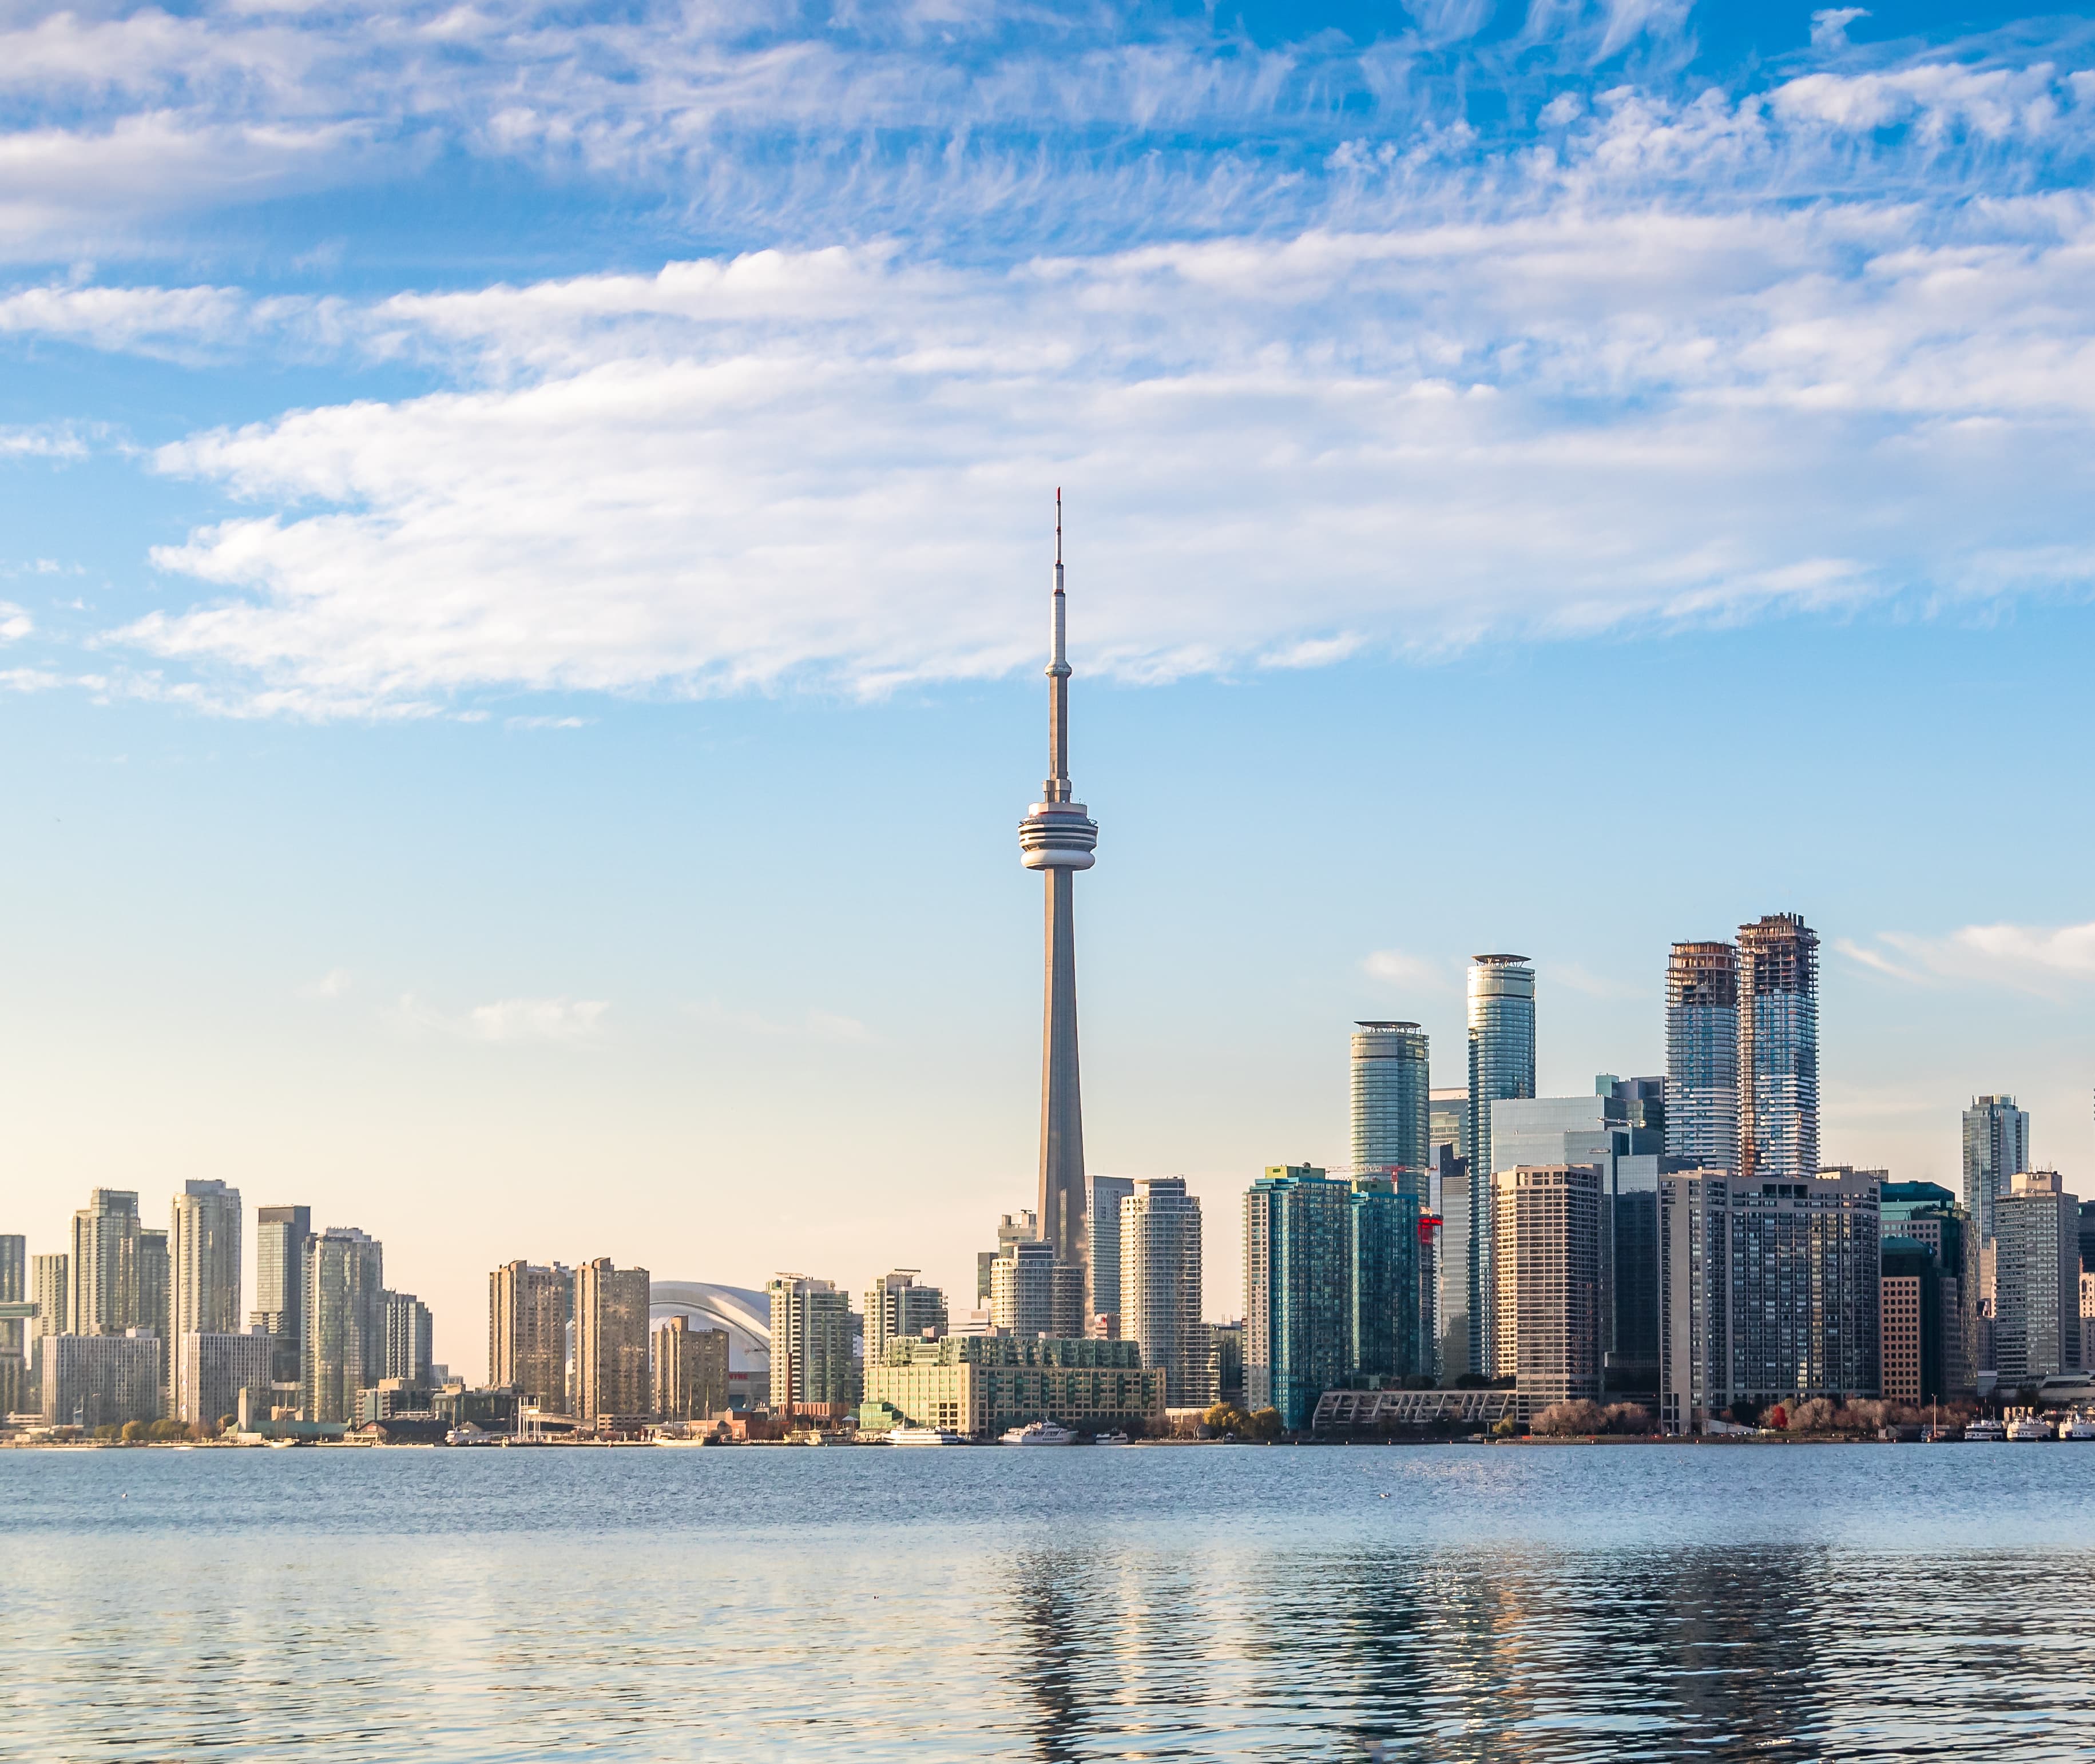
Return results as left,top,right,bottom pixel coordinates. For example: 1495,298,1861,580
649,1281,771,1363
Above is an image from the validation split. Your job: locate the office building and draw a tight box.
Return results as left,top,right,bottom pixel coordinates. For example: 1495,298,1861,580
169,1180,243,1342
1879,1238,1945,1407
1882,1181,1975,1398
1019,504,1100,1281
864,1334,1163,1439
1244,1165,1350,1429
30,1252,68,1352
71,1188,142,1336
384,1290,435,1386
654,1316,731,1420
1994,1170,2081,1388
767,1274,855,1409
978,1210,1038,1305
1351,1022,1431,1197
1666,941,1739,1170
178,1330,273,1431
252,1205,312,1385
0,1234,22,1368
990,1238,1077,1340
489,1261,572,1412
1429,1088,1470,1167
303,1227,385,1425
1737,914,1819,1182
1120,1177,1212,1407
1962,1096,2031,1248
1083,1175,1135,1335
1347,1175,1426,1384
41,1330,162,1429
1493,1164,1602,1414
1466,955,1535,1377
1657,1166,1880,1432
576,1259,653,1421
866,1270,948,1363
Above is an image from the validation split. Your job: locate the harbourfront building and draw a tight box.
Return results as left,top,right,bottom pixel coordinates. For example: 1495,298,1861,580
1433,1145,1470,1380
767,1273,855,1409
863,1334,1163,1439
977,1210,1038,1306
169,1180,243,1341
489,1261,572,1412
1665,941,1739,1170
1466,955,1535,1378
138,1230,169,1366
178,1329,273,1431
1962,1095,2031,1249
653,1316,731,1421
576,1259,653,1421
383,1290,435,1386
1244,1166,1349,1429
1350,1022,1431,1198
251,1205,312,1385
1120,1177,1212,1407
0,1234,23,1367
42,1330,162,1429
866,1271,948,1364
1879,1238,1943,1406
1994,1170,2081,1388
1492,1165,1602,1413
1737,914,1820,1183
71,1189,142,1337
1881,1181,1974,1399
303,1227,386,1425
1347,1175,1426,1385
1083,1176,1135,1336
1657,1166,1881,1432
31,1252,68,1347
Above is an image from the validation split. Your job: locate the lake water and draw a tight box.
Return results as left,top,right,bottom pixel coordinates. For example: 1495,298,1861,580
6,1441,2095,1761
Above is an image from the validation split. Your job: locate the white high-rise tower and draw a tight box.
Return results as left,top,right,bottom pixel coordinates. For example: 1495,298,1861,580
1019,494,1100,1286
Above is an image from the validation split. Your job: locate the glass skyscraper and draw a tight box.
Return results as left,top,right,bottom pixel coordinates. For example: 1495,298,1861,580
1346,1177,1425,1384
1350,1022,1430,1197
303,1227,384,1425
1666,941,1739,1170
1962,1094,2030,1247
253,1204,312,1385
1243,1166,1350,1429
1737,914,1819,1183
1466,955,1535,1377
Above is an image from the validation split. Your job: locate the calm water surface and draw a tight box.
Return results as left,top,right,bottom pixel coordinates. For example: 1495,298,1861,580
5,1442,2093,1761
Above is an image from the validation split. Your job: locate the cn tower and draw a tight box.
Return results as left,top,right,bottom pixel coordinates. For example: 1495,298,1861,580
1018,492,1099,1274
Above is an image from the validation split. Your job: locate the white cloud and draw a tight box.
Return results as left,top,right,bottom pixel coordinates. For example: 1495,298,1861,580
0,601,31,642
1363,948,1449,993
1838,922,2095,994
1810,9,1870,52
302,966,352,998
395,992,609,1042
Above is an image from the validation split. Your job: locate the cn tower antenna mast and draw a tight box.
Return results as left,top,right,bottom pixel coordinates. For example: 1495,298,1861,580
1019,491,1098,1286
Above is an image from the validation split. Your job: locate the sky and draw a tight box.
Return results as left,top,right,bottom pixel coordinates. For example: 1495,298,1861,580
5,0,2095,1380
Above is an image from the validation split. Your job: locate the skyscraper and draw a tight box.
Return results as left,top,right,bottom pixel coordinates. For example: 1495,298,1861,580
989,1239,1064,1340
767,1274,855,1409
1666,941,1739,1169
489,1261,572,1410
1082,1175,1135,1335
252,1205,312,1386
1962,1095,2031,1247
383,1290,434,1386
1493,1164,1602,1413
1243,1165,1350,1429
138,1229,169,1362
653,1316,729,1421
1346,1175,1425,1385
1350,1022,1431,1198
1120,1177,1212,1407
1018,496,1100,1288
1994,1170,2080,1389
575,1260,652,1421
1466,955,1535,1376
30,1253,68,1348
303,1227,385,1425
0,1234,23,1366
170,1180,243,1342
977,1210,1038,1307
1737,913,1819,1182
70,1189,141,1336
866,1270,948,1362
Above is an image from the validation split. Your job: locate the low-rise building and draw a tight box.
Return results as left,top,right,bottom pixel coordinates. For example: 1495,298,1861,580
864,1334,1163,1438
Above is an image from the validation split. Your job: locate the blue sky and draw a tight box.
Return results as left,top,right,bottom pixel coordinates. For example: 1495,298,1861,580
5,0,2095,1374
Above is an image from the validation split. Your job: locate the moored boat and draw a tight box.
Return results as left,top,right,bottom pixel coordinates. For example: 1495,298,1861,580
886,1426,966,1446
1962,1420,2006,1441
999,1421,1078,1445
2006,1416,2052,1441
2060,1415,2095,1441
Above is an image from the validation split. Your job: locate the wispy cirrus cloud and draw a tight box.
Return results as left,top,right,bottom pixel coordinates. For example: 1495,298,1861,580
1837,922,2095,994
394,992,610,1043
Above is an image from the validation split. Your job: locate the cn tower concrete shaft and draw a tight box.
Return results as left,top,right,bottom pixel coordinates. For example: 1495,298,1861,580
1017,496,1098,1272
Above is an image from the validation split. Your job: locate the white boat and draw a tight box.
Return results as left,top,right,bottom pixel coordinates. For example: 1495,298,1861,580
2006,1417,2052,1441
885,1426,966,1447
1963,1419,2006,1441
999,1421,1078,1446
1092,1431,1131,1445
2060,1416,2095,1441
